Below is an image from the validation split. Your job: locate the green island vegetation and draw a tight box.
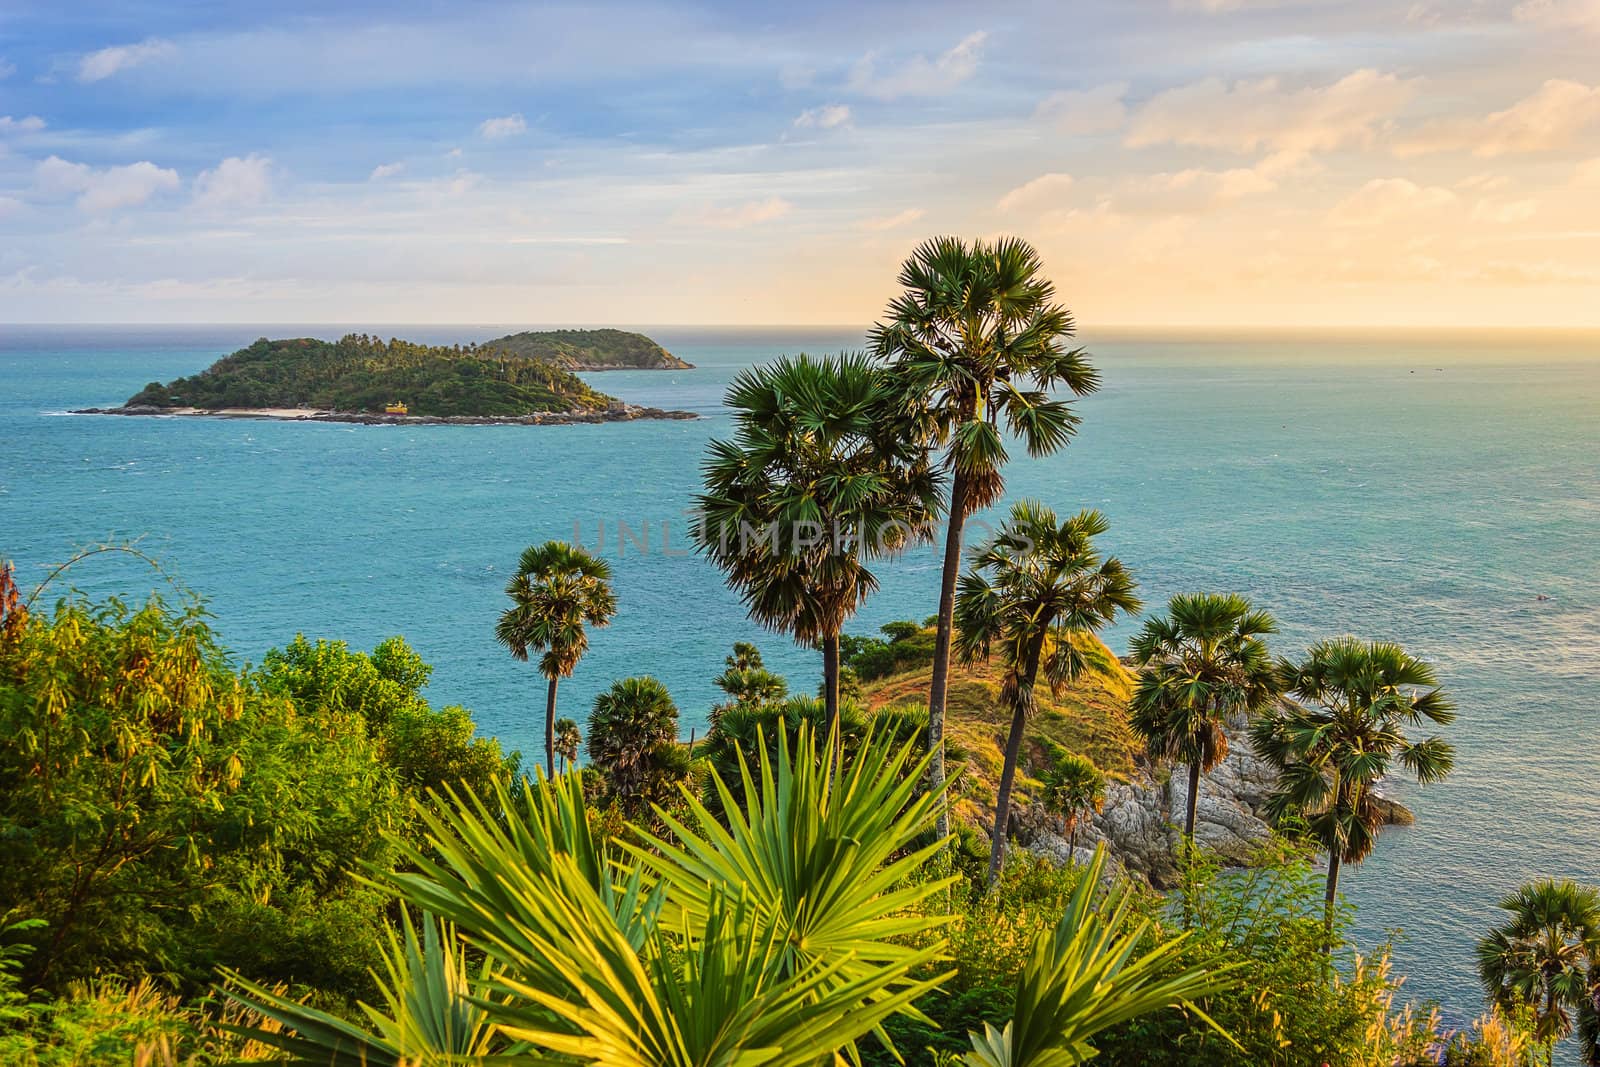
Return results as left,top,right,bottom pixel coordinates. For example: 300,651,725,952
123,334,617,417
479,328,693,370
4,236,1597,1066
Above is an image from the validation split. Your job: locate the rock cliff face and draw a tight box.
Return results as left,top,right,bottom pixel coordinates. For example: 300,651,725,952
1015,714,1410,887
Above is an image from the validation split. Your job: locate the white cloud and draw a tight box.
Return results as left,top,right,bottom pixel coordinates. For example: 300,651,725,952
1127,69,1417,156
0,115,46,135
1332,178,1456,226
859,208,926,231
849,31,987,100
779,65,815,90
0,58,15,80
369,162,405,181
1398,80,1600,157
683,197,793,229
1110,166,1278,214
997,173,1076,213
1172,0,1304,9
0,196,21,217
35,155,180,212
1513,0,1600,31
1035,83,1128,136
78,38,176,83
193,155,272,209
1471,198,1539,223
478,113,527,139
794,104,852,129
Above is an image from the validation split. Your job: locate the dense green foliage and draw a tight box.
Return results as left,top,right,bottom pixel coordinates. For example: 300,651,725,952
125,334,614,416
481,328,691,369
842,619,939,681
225,726,1234,1067
0,595,400,996
1475,878,1600,1062
586,676,690,814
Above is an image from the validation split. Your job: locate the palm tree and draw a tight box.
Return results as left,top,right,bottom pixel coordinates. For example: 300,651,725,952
1128,594,1279,852
553,717,581,773
871,236,1098,840
1250,637,1455,930
1477,878,1600,1064
495,541,616,778
694,353,937,764
955,502,1139,885
588,676,682,809
231,723,1236,1066
712,642,788,716
1041,750,1106,860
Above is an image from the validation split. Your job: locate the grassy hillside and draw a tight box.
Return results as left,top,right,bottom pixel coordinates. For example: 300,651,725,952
482,328,692,370
856,628,1139,827
126,334,615,416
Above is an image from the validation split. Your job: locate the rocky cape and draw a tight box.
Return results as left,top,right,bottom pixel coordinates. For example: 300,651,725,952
71,404,700,426
1012,712,1414,887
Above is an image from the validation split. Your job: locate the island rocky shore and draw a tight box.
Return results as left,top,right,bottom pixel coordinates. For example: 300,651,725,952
71,404,700,426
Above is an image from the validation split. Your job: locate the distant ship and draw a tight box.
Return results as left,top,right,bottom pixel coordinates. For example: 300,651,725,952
384,402,409,415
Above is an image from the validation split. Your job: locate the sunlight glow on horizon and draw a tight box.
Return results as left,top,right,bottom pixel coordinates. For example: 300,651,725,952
2,1,1599,328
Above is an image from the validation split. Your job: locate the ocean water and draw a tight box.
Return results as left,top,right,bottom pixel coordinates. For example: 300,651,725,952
2,323,1597,1033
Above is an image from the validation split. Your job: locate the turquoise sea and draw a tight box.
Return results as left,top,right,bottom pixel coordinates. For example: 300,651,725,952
2,324,1597,1031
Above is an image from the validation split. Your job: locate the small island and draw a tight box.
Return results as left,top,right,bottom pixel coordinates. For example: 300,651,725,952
479,328,694,370
74,332,697,424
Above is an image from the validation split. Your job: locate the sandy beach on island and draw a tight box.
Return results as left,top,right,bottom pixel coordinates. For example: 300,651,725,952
69,404,700,425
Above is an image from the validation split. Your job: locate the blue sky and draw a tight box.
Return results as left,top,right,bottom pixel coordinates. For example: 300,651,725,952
3,0,1599,325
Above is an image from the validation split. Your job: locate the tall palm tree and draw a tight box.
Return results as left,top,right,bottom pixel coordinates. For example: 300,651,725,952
694,353,937,763
871,236,1097,840
955,502,1139,885
1250,637,1455,930
1128,594,1280,852
1041,750,1106,860
495,541,616,778
588,676,682,809
1477,878,1600,1065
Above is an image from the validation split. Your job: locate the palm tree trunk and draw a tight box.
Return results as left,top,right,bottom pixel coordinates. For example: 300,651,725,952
1068,818,1078,861
1323,850,1342,932
928,468,968,841
1184,760,1202,847
544,676,559,779
987,698,1027,887
822,631,841,772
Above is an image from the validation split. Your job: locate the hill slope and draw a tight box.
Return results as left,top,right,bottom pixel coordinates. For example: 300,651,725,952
125,335,615,417
856,629,1139,828
481,329,692,370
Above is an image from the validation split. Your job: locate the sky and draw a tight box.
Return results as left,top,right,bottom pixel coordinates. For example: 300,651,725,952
2,0,1600,327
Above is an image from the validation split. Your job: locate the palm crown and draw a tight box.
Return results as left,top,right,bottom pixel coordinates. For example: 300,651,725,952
870,235,1098,506
1128,593,1279,844
496,540,616,776
1476,878,1600,1056
694,353,938,744
1251,636,1455,925
954,502,1140,882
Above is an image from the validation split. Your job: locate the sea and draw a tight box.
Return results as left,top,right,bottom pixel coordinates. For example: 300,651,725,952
2,323,1597,1037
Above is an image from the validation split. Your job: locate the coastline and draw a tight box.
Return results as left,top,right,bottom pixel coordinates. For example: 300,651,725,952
69,404,700,426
